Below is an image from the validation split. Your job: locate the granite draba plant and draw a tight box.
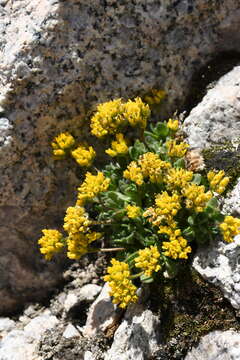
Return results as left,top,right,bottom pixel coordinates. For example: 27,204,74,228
38,97,240,308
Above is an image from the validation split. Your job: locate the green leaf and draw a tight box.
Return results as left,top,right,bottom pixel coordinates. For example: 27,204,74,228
173,158,185,169
187,216,195,226
192,173,202,185
140,274,154,283
129,140,147,160
153,122,169,138
206,197,219,209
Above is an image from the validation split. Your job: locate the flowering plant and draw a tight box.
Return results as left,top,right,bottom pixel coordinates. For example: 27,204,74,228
38,97,240,309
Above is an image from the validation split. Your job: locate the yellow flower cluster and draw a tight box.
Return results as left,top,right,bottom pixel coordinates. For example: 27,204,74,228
219,216,240,243
105,133,128,157
124,152,171,185
51,132,75,159
167,118,179,131
166,139,189,158
71,144,96,167
77,172,110,205
182,184,212,212
155,191,181,222
63,206,91,234
207,170,230,194
138,152,171,183
123,97,150,129
162,236,191,259
67,232,101,259
104,259,138,308
126,205,141,218
123,161,144,186
135,245,161,276
90,99,125,138
90,98,150,138
165,167,193,190
38,229,64,260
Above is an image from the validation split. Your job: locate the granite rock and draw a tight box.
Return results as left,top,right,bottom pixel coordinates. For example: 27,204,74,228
184,65,240,149
193,235,240,310
185,330,240,360
1,0,240,313
104,304,161,360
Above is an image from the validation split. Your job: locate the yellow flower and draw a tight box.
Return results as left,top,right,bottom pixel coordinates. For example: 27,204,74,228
123,161,144,186
138,152,171,183
135,246,161,276
90,99,125,138
63,206,91,234
51,132,75,159
166,140,189,158
155,191,182,221
67,232,101,259
126,205,141,218
71,144,96,167
165,167,193,190
104,259,138,308
219,216,240,243
158,225,181,240
207,170,230,194
162,236,191,259
38,229,64,260
182,184,212,212
123,97,150,129
167,118,179,131
105,133,128,157
77,172,110,205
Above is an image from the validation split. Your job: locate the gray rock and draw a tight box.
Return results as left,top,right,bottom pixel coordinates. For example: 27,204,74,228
222,179,240,216
193,235,240,309
184,66,240,149
104,304,160,360
1,0,240,313
185,330,240,360
64,285,102,314
83,283,120,337
0,312,58,360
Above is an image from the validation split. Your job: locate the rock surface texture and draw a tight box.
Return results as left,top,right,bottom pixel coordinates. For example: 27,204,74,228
184,65,240,149
185,330,240,360
193,235,240,310
184,65,240,310
1,0,240,313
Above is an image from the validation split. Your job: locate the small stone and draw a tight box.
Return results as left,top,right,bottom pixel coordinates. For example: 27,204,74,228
64,293,79,313
83,283,120,337
24,313,59,341
84,350,95,360
62,323,80,339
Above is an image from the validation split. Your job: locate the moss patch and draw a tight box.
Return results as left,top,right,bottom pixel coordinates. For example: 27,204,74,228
149,266,240,359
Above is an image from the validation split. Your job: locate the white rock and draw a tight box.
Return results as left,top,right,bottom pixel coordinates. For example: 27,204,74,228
104,304,160,360
62,323,80,339
0,330,38,360
83,283,119,337
84,351,95,360
193,235,240,309
64,293,78,312
185,330,240,360
79,284,102,302
184,66,240,149
0,318,15,333
23,313,59,341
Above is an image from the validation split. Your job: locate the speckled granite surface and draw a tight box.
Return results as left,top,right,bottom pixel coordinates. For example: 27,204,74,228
1,0,240,313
